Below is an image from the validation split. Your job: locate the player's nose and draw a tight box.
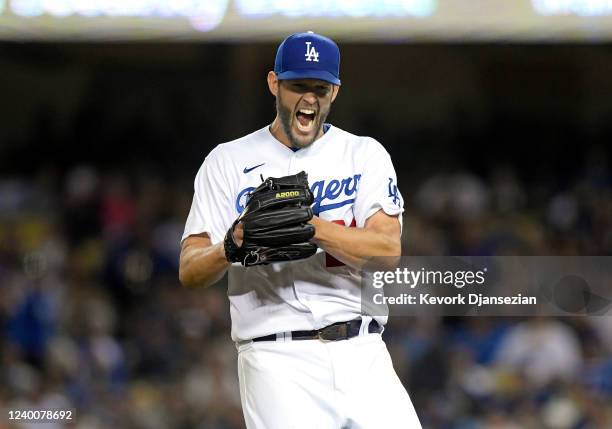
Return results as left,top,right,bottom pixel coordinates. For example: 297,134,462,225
301,92,317,105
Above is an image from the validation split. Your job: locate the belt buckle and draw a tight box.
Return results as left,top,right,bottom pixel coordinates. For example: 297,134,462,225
318,322,349,341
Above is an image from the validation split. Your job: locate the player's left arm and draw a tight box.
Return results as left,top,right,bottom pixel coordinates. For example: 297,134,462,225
310,138,403,270
310,210,400,270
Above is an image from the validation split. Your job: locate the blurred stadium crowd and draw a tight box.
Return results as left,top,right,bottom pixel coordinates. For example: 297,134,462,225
1,150,610,428
1,41,612,429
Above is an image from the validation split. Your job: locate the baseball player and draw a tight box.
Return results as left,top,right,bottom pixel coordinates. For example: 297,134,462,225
179,32,422,429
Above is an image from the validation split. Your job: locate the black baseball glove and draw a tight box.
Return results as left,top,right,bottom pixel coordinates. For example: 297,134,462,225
224,171,318,266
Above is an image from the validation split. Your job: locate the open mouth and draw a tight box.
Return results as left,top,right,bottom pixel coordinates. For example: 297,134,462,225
295,108,317,133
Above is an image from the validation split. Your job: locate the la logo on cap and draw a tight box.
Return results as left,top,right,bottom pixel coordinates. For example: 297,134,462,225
305,41,319,62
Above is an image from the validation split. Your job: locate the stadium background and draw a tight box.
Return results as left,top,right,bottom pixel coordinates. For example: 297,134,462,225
1,4,612,428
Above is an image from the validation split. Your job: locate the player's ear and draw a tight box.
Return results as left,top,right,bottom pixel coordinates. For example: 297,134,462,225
267,71,279,96
330,85,340,103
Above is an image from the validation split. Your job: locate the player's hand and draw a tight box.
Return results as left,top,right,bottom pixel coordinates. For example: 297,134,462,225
233,222,244,247
308,215,322,242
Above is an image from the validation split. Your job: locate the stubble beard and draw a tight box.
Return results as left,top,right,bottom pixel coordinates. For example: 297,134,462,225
276,94,329,149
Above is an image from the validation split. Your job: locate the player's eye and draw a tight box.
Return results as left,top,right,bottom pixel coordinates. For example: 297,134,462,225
288,83,330,97
315,86,330,96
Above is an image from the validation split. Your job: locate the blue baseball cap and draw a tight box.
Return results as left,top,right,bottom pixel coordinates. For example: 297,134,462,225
274,31,341,86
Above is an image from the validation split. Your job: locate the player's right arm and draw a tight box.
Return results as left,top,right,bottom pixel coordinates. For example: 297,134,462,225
179,226,244,288
179,146,239,288
179,234,228,288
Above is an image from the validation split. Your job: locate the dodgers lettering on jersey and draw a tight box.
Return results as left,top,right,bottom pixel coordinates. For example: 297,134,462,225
182,124,404,341
235,174,362,215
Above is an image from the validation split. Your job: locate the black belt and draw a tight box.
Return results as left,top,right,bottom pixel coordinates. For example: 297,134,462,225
252,318,382,342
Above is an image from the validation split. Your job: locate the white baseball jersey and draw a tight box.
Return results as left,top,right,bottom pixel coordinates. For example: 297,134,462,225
182,124,404,342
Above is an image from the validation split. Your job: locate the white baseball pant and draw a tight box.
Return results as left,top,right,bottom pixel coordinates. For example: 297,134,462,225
236,331,422,429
